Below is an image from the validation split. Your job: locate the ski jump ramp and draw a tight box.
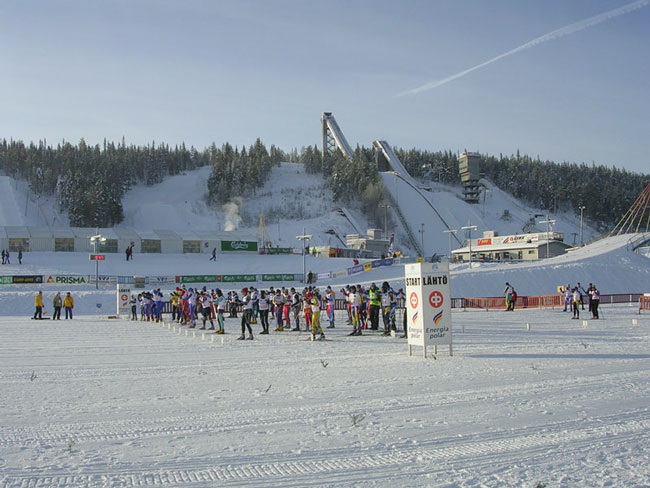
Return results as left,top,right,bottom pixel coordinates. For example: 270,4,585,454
321,113,461,255
321,112,354,160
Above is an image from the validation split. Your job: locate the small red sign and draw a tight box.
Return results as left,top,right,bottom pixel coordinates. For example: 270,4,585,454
429,291,444,308
89,254,105,261
409,292,419,309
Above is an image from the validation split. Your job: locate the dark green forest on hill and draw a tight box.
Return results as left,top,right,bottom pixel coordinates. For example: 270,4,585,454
0,137,647,231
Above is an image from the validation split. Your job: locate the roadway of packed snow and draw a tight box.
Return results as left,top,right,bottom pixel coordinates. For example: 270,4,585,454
1,304,649,487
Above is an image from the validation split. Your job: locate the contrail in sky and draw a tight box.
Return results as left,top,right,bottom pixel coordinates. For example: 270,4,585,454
397,0,649,97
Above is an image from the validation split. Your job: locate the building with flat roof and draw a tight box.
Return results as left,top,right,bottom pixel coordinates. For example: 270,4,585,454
452,230,570,262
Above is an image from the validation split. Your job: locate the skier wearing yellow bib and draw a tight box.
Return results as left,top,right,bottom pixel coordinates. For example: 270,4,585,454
310,289,325,341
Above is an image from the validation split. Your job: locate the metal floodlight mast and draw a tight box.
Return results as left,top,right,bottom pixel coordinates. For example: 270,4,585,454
379,203,391,237
538,216,556,259
296,227,312,283
578,205,586,246
90,233,106,289
443,229,458,259
461,223,478,268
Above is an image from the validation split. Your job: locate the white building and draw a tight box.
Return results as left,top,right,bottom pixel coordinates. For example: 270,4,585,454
452,230,570,262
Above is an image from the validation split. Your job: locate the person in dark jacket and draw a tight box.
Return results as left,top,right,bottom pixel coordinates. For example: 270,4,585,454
52,292,62,320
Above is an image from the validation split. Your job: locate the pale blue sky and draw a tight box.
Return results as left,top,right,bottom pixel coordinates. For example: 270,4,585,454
1,0,648,173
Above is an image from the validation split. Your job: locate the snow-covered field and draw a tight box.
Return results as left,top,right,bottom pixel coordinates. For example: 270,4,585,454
2,163,649,487
1,304,649,487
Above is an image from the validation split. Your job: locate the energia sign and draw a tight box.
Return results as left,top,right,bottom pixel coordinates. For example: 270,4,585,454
405,262,453,357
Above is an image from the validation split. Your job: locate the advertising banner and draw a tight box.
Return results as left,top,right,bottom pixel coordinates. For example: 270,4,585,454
262,274,283,282
264,248,293,255
363,262,373,272
0,276,13,285
13,275,43,284
89,275,117,285
149,276,176,285
179,275,219,284
370,258,394,268
220,274,257,283
221,241,258,252
347,264,364,276
331,270,347,279
283,274,297,281
405,262,452,357
44,275,89,285
317,272,331,280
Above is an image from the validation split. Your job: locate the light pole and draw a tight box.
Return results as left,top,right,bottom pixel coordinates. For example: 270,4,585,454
418,223,425,258
90,231,106,290
296,227,312,283
461,222,478,268
538,216,556,259
578,205,586,246
443,229,457,259
379,203,391,237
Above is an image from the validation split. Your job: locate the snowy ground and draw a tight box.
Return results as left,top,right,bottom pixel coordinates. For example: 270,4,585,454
1,305,649,487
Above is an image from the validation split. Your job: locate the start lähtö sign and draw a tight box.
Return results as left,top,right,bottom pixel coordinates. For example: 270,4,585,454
405,262,452,357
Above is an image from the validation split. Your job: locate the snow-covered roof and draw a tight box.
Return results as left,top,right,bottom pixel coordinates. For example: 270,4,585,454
4,226,30,237
153,229,181,240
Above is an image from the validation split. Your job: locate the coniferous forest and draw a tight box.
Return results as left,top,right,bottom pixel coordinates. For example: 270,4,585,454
0,137,647,231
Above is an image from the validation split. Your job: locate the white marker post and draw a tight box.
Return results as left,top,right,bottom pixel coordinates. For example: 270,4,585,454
405,262,453,357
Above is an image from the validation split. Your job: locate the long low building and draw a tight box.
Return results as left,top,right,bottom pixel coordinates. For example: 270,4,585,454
0,226,257,254
452,230,571,262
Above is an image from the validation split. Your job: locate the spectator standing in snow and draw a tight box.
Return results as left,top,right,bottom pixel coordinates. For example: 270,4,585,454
571,288,581,319
4,250,9,264
214,288,226,334
130,295,138,320
1,249,5,264
504,282,512,310
18,249,22,264
507,288,518,311
63,292,74,319
562,284,572,312
34,291,44,319
210,248,217,261
257,290,270,334
591,287,600,319
577,282,587,310
52,292,62,320
238,287,254,340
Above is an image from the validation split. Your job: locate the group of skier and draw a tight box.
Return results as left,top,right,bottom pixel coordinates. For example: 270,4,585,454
133,281,406,342
505,281,601,319
561,282,601,319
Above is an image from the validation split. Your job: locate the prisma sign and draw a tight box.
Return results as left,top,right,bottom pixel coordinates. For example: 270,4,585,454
404,262,452,357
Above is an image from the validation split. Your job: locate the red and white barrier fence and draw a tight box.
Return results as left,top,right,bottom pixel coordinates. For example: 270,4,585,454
640,295,650,313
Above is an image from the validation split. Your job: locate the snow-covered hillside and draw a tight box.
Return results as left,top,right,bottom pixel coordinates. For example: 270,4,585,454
0,176,68,227
120,163,361,248
382,172,599,256
4,161,600,257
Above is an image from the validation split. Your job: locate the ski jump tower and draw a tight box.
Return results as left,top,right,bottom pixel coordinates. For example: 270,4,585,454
321,112,354,160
